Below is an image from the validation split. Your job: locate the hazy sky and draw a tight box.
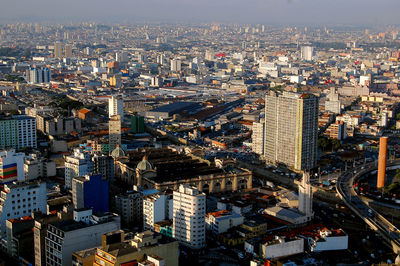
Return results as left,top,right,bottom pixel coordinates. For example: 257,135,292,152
1,0,399,25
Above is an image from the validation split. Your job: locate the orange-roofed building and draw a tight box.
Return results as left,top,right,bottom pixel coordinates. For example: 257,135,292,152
78,108,98,122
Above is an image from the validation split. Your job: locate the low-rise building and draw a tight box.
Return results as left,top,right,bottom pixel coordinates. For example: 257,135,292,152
261,236,304,259
206,210,244,234
93,230,178,266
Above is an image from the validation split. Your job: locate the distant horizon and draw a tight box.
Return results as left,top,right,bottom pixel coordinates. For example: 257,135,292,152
0,0,399,27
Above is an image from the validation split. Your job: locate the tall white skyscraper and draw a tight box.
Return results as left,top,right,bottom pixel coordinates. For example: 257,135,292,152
264,91,319,171
109,96,124,121
298,172,313,221
170,59,182,72
301,46,314,61
173,185,206,249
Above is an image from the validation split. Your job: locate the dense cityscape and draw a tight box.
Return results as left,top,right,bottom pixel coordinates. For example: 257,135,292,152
0,16,400,266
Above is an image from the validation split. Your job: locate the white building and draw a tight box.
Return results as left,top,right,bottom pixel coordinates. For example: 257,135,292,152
64,149,93,189
173,185,206,249
109,96,124,121
325,87,342,114
143,192,172,230
0,115,37,150
45,210,120,266
336,114,362,127
206,210,244,234
0,149,25,184
262,236,304,259
252,121,265,155
301,46,314,61
0,181,47,237
170,59,182,72
359,75,371,87
308,228,348,252
24,154,56,181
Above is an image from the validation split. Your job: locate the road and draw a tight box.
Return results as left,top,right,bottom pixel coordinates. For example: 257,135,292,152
336,160,400,255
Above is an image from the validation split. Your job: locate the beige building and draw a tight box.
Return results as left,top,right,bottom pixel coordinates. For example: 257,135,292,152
93,230,178,266
109,115,122,153
252,120,265,155
264,91,318,171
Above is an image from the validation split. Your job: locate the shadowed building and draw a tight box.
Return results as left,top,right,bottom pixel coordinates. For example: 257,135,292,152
114,148,252,193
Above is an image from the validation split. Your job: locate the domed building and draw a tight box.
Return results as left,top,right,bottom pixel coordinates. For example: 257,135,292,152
111,144,126,159
136,155,153,172
114,147,252,193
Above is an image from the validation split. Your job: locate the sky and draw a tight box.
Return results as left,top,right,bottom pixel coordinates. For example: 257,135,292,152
0,0,399,26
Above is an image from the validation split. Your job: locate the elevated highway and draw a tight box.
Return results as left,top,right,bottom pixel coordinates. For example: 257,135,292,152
336,160,400,256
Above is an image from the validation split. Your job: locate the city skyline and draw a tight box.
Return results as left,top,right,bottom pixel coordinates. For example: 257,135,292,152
0,0,400,25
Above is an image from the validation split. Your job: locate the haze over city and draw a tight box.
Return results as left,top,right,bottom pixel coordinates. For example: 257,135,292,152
1,0,400,265
0,0,400,25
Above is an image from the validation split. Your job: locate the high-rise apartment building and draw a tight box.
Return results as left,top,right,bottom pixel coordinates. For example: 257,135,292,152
91,153,114,181
0,181,47,237
0,149,25,184
54,42,63,58
131,115,145,134
170,59,181,72
173,185,206,249
114,190,143,229
109,115,122,153
264,91,318,171
301,46,314,61
252,120,265,155
143,192,172,231
25,67,51,84
64,149,93,189
0,115,37,150
109,96,124,121
72,174,109,213
64,44,73,58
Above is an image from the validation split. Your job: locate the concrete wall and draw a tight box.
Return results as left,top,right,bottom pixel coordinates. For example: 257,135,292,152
262,238,304,259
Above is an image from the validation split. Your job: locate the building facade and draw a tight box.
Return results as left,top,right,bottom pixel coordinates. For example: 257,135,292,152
114,190,143,229
109,115,122,153
264,91,318,171
45,210,120,266
173,185,206,249
0,181,47,237
0,115,37,150
252,121,265,155
64,149,93,189
0,149,25,184
109,96,124,121
72,174,109,213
